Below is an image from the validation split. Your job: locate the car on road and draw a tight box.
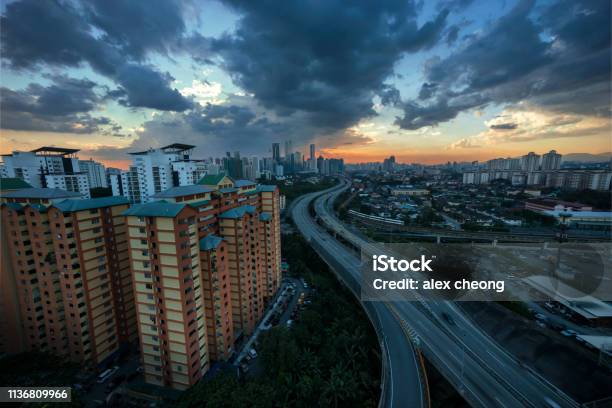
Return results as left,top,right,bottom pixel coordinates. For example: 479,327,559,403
97,366,119,384
248,348,258,359
560,329,577,337
286,319,294,328
534,313,547,321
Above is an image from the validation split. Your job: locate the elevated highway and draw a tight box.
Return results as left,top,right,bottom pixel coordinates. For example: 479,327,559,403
294,179,580,408
291,187,427,408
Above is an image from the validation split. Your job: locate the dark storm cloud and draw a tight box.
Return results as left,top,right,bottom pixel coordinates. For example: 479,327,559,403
0,0,192,112
112,65,192,111
123,102,293,156
0,76,117,133
188,0,449,132
396,0,611,130
83,0,186,59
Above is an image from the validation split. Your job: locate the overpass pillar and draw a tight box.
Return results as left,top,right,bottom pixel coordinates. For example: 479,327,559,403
493,239,497,247
436,235,441,244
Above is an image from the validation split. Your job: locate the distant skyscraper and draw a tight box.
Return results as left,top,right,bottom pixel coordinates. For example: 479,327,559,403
541,150,562,170
383,155,396,172
284,140,292,158
309,144,315,161
272,143,280,163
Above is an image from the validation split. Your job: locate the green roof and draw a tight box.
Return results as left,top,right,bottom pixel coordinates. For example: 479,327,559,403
219,205,256,219
0,178,32,191
53,196,129,212
198,173,232,186
199,234,223,251
257,185,277,193
187,199,211,208
123,201,187,218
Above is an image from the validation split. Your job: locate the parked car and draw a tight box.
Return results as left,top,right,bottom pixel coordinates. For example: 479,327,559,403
97,366,119,384
248,348,258,359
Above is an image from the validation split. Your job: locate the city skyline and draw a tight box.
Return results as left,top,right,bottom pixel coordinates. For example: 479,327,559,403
1,0,610,168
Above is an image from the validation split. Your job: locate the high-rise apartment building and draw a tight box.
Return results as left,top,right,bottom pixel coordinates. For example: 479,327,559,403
79,159,108,188
124,178,281,389
541,150,562,170
1,147,91,198
521,152,541,171
124,201,209,390
113,144,201,203
241,157,260,181
0,193,136,363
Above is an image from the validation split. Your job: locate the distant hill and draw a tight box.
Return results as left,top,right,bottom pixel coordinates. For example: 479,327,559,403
563,152,612,163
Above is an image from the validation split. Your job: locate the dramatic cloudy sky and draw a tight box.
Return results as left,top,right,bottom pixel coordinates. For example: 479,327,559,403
0,0,610,167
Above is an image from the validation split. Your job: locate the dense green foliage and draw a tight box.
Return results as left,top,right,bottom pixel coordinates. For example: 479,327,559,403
179,234,381,408
264,178,336,201
416,207,444,226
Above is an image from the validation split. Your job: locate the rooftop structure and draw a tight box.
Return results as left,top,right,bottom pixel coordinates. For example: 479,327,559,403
29,146,80,156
